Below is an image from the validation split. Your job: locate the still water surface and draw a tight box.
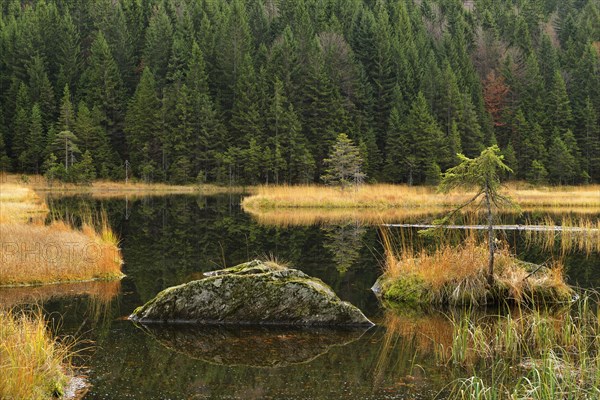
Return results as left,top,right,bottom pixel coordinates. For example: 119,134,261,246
3,194,599,399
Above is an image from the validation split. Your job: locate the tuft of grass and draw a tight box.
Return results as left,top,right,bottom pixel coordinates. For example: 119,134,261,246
378,230,573,305
0,308,74,400
260,253,291,270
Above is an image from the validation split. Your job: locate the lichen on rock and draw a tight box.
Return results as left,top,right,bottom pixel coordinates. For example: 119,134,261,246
130,260,373,326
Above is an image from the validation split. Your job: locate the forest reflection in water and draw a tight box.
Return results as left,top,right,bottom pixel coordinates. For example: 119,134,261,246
4,193,598,399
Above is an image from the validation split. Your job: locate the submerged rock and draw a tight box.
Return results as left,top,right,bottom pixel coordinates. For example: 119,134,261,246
136,324,368,367
130,260,373,326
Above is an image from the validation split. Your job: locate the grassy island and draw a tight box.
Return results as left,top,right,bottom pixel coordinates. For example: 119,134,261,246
0,181,123,286
242,183,600,211
375,236,573,306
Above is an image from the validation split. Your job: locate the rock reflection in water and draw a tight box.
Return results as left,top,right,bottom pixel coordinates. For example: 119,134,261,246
135,323,369,368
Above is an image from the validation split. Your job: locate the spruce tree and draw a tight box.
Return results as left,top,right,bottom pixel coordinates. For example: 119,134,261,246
125,67,161,178
403,92,444,185
216,0,252,111
19,103,44,173
546,70,573,135
579,98,600,181
230,54,263,145
384,106,409,183
547,135,578,184
58,85,74,132
143,5,173,86
26,55,55,128
321,133,365,188
75,102,114,178
56,10,81,93
11,83,31,169
80,31,125,155
186,42,226,180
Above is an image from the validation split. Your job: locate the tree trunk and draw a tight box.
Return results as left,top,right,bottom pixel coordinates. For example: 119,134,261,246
485,185,494,285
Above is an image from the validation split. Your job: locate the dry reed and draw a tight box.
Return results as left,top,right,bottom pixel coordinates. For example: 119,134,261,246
0,308,73,400
523,215,600,256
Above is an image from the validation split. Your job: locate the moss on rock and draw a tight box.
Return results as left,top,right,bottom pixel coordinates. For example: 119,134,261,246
130,260,373,326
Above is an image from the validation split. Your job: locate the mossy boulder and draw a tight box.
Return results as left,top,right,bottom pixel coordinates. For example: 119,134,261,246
130,260,373,326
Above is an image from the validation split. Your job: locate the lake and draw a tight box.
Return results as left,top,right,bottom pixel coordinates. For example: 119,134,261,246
2,194,599,399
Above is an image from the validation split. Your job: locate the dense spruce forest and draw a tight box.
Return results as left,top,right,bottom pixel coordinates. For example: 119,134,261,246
0,0,598,185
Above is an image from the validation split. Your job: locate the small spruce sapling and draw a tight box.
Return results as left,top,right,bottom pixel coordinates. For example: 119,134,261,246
434,145,518,285
321,133,366,189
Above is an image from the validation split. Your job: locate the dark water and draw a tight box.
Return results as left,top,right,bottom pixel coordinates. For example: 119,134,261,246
4,194,600,399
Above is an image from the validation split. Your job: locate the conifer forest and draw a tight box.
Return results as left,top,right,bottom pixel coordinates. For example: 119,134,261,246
0,0,599,186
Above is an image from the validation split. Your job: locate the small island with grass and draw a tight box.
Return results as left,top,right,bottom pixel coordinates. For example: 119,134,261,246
373,146,575,306
0,180,123,287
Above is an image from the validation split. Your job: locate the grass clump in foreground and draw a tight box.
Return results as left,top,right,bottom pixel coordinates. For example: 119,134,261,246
0,309,74,399
376,232,573,306
440,295,600,399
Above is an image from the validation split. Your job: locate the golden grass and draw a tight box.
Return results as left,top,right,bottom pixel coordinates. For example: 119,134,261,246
242,183,600,210
1,173,248,198
0,181,123,286
0,221,123,286
0,184,48,223
243,184,456,209
0,309,73,400
379,231,573,305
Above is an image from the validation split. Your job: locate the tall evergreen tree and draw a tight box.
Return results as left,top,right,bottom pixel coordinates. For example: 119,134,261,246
230,54,263,145
11,83,32,168
80,31,125,156
546,70,573,135
19,103,44,173
58,85,74,132
186,42,226,181
143,5,173,86
75,102,114,178
579,98,600,181
125,67,161,178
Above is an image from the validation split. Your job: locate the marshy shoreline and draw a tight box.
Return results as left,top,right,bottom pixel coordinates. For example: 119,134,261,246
0,178,124,399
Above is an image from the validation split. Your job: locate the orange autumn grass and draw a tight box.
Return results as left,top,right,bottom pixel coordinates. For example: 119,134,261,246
0,183,123,286
242,183,600,210
0,308,74,400
378,229,573,305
